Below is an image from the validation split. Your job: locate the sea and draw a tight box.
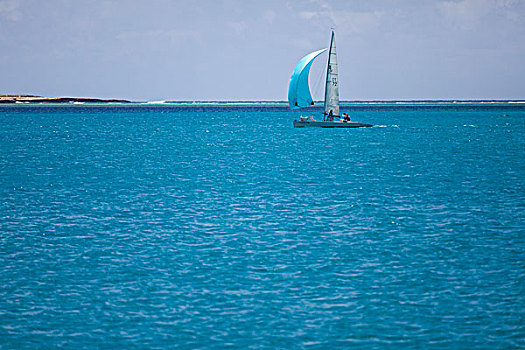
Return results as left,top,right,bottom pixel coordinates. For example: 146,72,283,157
1,103,524,349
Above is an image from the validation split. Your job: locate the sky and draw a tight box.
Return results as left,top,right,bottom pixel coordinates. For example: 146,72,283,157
0,0,524,101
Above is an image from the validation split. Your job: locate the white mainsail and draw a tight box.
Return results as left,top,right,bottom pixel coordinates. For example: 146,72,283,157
289,31,373,128
324,31,340,117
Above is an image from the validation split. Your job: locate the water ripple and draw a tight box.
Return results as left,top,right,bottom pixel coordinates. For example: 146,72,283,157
0,106,524,348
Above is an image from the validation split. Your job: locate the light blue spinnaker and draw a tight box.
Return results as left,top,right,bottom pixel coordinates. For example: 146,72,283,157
288,48,327,110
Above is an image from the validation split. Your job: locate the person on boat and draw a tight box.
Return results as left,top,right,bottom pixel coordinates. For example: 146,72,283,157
327,110,334,121
343,113,351,122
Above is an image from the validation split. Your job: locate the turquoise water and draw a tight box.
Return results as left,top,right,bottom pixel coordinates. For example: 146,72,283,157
1,105,524,348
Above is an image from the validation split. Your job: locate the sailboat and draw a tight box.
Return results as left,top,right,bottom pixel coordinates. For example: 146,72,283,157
289,31,372,128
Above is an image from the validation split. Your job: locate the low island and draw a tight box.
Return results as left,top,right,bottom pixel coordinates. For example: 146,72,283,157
0,94,131,104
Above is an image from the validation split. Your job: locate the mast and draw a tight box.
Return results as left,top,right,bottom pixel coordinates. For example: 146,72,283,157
323,31,340,118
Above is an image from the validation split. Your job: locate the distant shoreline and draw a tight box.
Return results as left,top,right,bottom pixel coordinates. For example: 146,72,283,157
0,95,131,104
1,95,524,106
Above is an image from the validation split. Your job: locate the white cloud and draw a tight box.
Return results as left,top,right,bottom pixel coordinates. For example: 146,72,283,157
228,21,246,36
291,38,314,50
436,0,522,29
298,7,384,35
0,0,21,21
299,11,318,20
116,29,199,46
263,9,276,22
334,10,384,35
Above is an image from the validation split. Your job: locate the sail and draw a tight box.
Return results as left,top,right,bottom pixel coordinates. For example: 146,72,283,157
288,48,327,110
324,31,340,116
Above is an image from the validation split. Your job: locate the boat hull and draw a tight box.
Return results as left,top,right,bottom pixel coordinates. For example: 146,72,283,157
293,120,373,128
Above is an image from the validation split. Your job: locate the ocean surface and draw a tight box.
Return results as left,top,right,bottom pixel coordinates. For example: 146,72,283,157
1,104,524,349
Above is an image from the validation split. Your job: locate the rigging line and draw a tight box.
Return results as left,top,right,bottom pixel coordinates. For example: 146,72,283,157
311,53,326,104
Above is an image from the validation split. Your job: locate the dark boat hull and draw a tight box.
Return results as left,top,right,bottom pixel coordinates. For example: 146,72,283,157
293,120,373,128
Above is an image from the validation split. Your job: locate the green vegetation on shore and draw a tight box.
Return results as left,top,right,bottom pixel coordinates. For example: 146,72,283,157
0,95,130,104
